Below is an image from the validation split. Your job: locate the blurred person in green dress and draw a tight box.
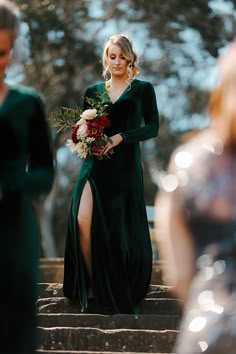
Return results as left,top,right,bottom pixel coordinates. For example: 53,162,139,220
0,1,54,353
63,34,159,314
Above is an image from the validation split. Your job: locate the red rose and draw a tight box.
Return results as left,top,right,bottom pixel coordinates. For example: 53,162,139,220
87,121,103,140
92,144,101,154
99,115,110,127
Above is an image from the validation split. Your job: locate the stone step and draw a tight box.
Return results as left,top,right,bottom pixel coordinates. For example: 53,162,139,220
39,261,64,284
36,297,182,316
37,327,177,353
36,350,171,354
40,258,64,265
38,258,167,285
37,313,180,330
37,259,177,353
38,283,175,300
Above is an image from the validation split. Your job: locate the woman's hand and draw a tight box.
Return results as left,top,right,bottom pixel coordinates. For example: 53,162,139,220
101,134,123,156
92,134,123,157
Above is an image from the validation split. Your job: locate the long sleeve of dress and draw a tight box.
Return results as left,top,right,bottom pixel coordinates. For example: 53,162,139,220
120,82,159,144
25,94,54,197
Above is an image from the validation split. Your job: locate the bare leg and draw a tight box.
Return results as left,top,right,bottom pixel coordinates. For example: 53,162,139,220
77,181,93,277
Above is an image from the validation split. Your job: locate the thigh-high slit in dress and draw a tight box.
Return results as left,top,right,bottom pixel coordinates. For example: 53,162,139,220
63,79,159,314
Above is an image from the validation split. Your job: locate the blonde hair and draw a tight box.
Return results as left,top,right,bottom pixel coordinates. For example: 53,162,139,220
209,41,236,151
102,34,140,80
0,0,19,41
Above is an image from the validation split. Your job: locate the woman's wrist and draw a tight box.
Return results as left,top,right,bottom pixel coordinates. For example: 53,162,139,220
117,133,124,143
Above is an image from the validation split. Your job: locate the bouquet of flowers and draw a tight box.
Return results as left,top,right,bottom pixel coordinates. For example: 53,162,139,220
49,92,114,159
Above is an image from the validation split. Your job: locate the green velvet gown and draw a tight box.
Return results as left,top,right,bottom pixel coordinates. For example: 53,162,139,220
63,79,159,314
0,86,54,354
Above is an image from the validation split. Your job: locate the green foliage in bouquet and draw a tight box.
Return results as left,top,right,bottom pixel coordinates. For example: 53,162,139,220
48,90,109,133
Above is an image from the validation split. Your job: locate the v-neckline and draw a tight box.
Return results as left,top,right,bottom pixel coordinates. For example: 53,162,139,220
104,79,135,104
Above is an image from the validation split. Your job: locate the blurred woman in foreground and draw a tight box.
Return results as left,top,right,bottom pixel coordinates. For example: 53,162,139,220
0,1,54,353
155,41,236,354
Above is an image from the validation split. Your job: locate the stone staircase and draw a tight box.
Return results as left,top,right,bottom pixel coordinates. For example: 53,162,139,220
36,258,181,354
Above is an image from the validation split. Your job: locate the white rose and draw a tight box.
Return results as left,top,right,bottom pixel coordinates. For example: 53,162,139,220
77,123,87,138
76,117,86,125
80,108,97,121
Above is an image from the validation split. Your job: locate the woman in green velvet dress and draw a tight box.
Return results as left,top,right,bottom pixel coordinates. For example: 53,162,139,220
0,1,54,353
63,34,159,314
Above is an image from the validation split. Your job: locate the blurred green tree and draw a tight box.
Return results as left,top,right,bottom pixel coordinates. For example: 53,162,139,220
14,0,236,255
